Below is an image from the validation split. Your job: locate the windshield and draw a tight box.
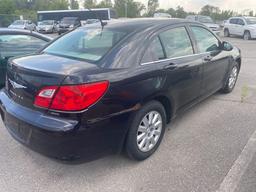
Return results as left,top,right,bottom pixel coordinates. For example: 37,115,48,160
39,20,54,25
198,16,214,23
44,28,127,62
61,18,77,25
13,20,25,25
245,17,256,25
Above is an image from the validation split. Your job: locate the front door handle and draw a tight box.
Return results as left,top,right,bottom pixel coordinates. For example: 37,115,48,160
203,55,212,62
163,63,177,70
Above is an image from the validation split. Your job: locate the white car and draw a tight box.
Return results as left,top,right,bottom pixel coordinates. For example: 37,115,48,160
186,15,221,35
8,20,36,31
224,17,256,40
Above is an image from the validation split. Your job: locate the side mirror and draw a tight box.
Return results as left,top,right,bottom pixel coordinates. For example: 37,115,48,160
222,41,233,51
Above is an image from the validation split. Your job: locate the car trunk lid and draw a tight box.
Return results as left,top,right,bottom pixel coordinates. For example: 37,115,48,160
6,54,99,110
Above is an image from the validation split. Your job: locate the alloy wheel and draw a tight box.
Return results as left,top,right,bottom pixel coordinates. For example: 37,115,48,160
137,111,163,152
228,66,238,89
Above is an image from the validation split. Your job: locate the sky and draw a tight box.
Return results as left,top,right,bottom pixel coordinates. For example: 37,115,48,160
135,0,256,13
78,0,256,14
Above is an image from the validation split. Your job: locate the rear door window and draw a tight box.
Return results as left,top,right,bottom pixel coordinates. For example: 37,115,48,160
159,27,194,58
190,26,220,53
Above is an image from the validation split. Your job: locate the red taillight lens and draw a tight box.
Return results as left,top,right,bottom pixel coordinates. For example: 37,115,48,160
34,81,109,111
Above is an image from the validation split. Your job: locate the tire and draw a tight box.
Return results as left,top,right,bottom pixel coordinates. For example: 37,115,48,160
221,63,239,93
243,31,251,40
125,101,166,161
224,28,230,37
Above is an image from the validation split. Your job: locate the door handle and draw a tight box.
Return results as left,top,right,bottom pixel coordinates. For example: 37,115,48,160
163,63,177,70
203,55,212,62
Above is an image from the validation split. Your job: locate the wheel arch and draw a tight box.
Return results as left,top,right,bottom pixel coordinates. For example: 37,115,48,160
140,94,174,124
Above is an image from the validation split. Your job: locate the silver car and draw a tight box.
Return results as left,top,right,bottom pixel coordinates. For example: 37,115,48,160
37,20,58,33
8,20,36,31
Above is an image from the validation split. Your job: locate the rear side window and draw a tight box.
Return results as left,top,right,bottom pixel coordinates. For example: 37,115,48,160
159,27,194,58
0,34,48,58
141,37,165,63
191,26,220,53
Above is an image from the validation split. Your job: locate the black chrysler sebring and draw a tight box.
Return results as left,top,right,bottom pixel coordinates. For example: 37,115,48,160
0,18,241,161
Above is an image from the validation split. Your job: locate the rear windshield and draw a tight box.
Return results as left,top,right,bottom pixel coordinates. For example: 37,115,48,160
40,20,54,25
13,20,25,25
43,28,127,62
198,16,214,23
61,18,77,24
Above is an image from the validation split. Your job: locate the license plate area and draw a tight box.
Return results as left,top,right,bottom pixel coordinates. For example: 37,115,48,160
5,114,31,144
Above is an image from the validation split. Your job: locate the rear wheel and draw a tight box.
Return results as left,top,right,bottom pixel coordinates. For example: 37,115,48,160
221,63,239,93
125,101,166,161
243,31,251,40
224,29,230,37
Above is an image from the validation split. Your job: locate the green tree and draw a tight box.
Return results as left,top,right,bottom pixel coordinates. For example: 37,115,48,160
200,5,220,16
49,0,69,10
0,0,15,14
70,0,79,9
114,0,145,18
175,6,187,18
166,8,176,17
97,0,112,8
84,0,97,8
147,0,159,16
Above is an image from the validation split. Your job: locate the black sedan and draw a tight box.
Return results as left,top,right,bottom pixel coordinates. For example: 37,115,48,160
0,28,52,88
0,19,241,162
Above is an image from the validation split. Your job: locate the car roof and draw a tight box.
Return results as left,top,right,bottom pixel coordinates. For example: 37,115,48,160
0,28,53,42
83,18,197,32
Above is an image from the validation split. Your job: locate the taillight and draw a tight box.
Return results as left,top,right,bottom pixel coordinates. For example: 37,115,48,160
34,86,58,109
34,81,109,111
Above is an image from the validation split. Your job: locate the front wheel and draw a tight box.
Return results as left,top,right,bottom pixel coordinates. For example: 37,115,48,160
125,101,166,161
221,64,239,93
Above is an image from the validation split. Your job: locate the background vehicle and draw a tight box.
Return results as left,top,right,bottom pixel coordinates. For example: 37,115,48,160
0,19,241,162
186,15,221,35
8,20,36,31
37,20,58,33
37,8,117,26
0,29,52,88
154,13,172,18
224,16,256,40
58,17,80,35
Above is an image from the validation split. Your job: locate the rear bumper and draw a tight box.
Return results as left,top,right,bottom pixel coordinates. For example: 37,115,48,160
0,90,129,162
38,28,53,33
58,28,71,34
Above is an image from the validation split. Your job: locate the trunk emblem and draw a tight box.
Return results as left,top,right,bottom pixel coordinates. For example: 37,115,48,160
9,79,27,89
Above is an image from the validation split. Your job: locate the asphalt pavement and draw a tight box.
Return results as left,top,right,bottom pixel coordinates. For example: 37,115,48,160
0,36,256,192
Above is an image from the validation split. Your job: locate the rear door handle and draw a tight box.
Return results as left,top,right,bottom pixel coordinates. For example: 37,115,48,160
203,55,212,62
163,63,177,70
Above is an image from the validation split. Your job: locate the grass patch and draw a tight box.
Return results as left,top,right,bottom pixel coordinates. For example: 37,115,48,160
241,86,249,103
